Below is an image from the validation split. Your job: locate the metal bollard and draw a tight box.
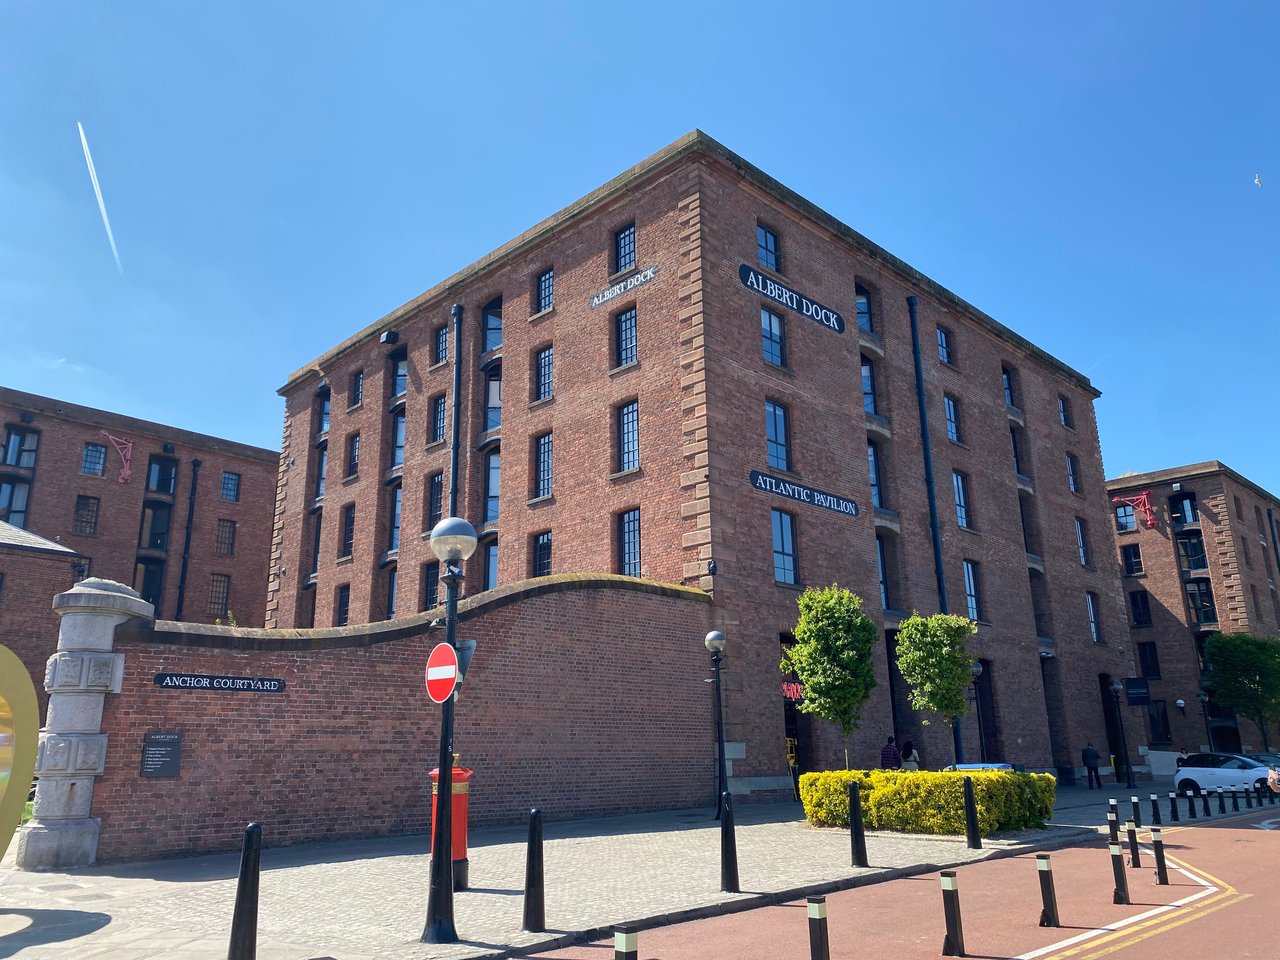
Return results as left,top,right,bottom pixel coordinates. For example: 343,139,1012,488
1125,819,1141,868
1149,793,1161,826
720,791,740,893
1232,788,1240,812
963,777,981,850
1245,785,1254,809
1185,790,1197,819
522,808,545,933
1036,854,1061,928
1257,782,1266,807
1110,842,1130,905
1106,811,1119,844
1130,796,1142,829
1201,791,1211,819
940,870,966,957
1217,788,1226,815
228,821,262,960
1151,827,1169,886
807,896,831,960
849,780,869,868
613,925,638,960
1168,792,1180,822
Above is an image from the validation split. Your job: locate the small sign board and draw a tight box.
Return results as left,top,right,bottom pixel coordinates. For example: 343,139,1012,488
154,672,286,693
1124,677,1150,706
426,642,459,704
140,732,182,778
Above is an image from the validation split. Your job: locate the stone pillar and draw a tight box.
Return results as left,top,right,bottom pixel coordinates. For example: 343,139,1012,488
15,578,152,870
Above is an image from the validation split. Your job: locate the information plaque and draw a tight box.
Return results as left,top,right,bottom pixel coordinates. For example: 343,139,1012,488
140,731,182,778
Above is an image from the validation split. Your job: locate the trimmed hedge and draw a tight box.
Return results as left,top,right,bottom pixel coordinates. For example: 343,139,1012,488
798,769,1056,836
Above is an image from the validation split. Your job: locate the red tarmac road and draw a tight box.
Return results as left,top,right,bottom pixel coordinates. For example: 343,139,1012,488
534,807,1280,960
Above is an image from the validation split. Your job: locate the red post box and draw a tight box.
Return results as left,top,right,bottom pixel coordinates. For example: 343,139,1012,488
429,755,474,890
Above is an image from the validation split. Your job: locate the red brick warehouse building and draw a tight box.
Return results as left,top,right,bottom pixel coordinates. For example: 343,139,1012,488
1107,462,1280,755
0,388,278,697
268,131,1134,793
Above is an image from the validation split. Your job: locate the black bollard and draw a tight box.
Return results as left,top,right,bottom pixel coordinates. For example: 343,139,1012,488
849,780,869,868
1217,788,1226,815
1110,842,1130,905
1168,792,1180,822
807,896,831,960
228,821,262,960
1245,785,1254,809
1125,820,1141,868
963,777,981,850
1232,788,1240,812
1151,828,1169,886
1149,794,1161,827
1106,811,1119,844
1201,791,1212,819
613,925,638,960
1036,854,1061,928
522,808,545,933
1185,790,1197,819
1257,782,1266,807
940,870,966,957
1130,796,1142,829
720,791,739,893
1271,784,1277,806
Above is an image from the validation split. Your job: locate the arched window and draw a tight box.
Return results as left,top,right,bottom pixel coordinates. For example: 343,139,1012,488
855,283,873,333
861,355,878,415
482,297,503,353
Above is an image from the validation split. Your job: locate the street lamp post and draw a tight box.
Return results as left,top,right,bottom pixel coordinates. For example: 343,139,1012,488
705,631,728,820
422,516,478,945
1197,689,1215,752
970,661,985,763
1109,679,1136,789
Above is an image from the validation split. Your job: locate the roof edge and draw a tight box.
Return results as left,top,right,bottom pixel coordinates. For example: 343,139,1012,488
1106,460,1280,507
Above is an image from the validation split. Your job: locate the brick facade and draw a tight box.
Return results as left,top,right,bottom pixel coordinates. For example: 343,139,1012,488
1107,462,1280,754
0,388,278,640
269,131,1134,790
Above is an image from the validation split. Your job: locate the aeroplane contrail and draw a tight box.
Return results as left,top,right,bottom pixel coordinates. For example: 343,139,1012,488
77,121,123,277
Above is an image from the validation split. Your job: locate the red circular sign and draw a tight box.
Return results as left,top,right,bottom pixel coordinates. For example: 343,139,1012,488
425,642,459,704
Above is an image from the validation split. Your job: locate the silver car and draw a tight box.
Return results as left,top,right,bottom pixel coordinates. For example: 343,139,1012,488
1175,752,1270,795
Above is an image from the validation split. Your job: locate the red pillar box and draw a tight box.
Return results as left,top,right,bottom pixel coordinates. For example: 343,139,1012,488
429,756,474,891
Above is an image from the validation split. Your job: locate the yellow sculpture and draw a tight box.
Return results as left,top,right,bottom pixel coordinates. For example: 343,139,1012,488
0,644,39,860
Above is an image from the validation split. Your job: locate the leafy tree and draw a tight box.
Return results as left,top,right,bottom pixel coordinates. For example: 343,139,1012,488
779,586,878,738
894,613,978,754
1204,632,1280,750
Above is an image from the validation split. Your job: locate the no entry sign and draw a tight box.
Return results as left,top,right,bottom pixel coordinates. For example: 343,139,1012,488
425,642,459,704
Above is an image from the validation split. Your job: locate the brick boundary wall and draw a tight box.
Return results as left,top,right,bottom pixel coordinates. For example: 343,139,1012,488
94,575,713,862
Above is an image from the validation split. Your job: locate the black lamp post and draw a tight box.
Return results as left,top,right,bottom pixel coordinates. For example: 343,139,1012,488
970,661,985,763
1110,679,1136,789
422,515,478,944
1197,689,1215,752
705,630,728,820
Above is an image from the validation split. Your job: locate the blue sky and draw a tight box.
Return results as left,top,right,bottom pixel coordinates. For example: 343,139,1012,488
2,3,1276,491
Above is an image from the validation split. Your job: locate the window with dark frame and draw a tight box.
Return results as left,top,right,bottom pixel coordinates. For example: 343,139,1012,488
855,283,873,333
1115,504,1136,531
1086,591,1102,642
617,400,639,472
385,566,398,619
482,297,503,353
310,511,322,575
1185,578,1217,625
484,370,502,431
1170,492,1199,525
351,370,364,407
3,427,39,468
617,508,641,576
484,451,501,523
422,561,440,610
434,325,449,365
534,433,552,499
387,484,402,552
1122,543,1143,576
614,223,635,273
1235,495,1244,520
208,573,231,618
335,584,350,627
346,433,360,476
315,446,327,500
391,410,406,468
482,539,499,590
390,357,408,398
426,472,443,530
0,478,27,528
317,390,332,433
1176,530,1208,572
1001,365,1019,408
1132,592,1154,629
765,400,791,471
536,268,555,313
216,519,237,556
1148,700,1171,743
532,531,552,577
221,471,241,502
614,306,637,368
432,395,447,443
1075,517,1091,566
953,471,972,529
147,456,178,495
81,443,106,476
963,560,983,621
756,224,779,271
1066,453,1080,494
937,327,954,364
73,495,99,536
876,534,889,608
761,307,786,367
339,503,355,558
771,509,797,585
861,355,878,415
139,501,171,550
534,346,554,401
868,440,884,509
944,395,961,442
1058,394,1073,428
1009,427,1024,476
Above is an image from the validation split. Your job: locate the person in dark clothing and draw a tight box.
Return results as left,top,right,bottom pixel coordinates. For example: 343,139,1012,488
1082,742,1102,788
880,736,901,769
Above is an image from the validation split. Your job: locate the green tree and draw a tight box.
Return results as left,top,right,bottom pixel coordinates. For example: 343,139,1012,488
894,613,978,758
1204,632,1280,750
779,586,878,739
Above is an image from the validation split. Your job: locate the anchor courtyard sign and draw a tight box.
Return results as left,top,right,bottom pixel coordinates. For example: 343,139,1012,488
739,265,845,334
749,471,858,517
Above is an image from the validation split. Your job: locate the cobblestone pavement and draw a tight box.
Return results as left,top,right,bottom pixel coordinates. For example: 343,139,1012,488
0,782,1148,959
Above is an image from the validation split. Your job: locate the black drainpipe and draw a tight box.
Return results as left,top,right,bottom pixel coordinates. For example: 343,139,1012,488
907,296,947,613
173,457,201,621
448,303,463,517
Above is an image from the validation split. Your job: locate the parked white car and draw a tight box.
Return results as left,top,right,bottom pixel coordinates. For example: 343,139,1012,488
1174,752,1271,795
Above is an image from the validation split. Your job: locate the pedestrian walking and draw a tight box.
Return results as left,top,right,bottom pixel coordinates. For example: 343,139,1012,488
1082,742,1102,789
880,735,901,770
900,739,921,771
